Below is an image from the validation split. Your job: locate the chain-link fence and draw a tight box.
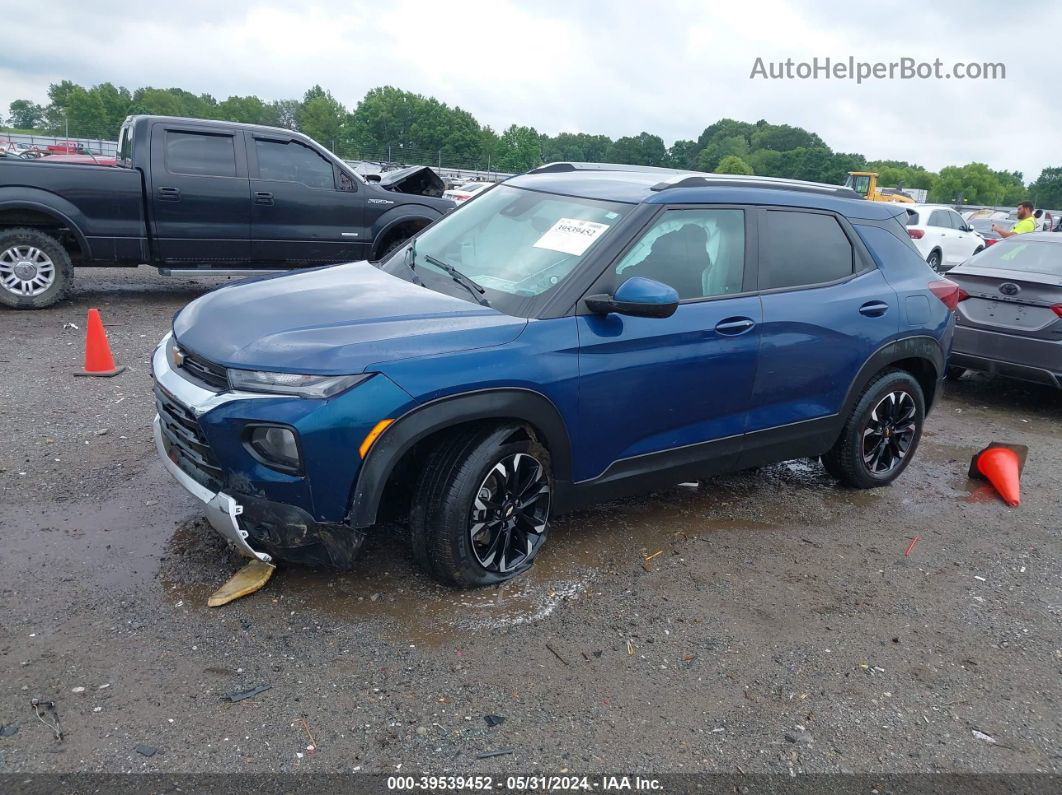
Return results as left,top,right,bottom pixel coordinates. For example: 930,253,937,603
1,131,117,157
1,130,516,180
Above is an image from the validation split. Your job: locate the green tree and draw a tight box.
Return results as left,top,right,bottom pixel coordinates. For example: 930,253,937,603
750,123,825,152
994,169,1026,206
929,163,1005,205
605,132,667,166
348,86,425,158
479,125,501,169
1029,167,1062,209
666,139,699,170
695,134,749,171
716,155,753,175
494,125,542,172
696,118,754,150
217,95,281,126
295,86,346,149
7,99,45,129
541,132,613,163
747,148,783,176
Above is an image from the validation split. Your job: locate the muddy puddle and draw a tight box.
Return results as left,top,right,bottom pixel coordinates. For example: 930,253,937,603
3,446,985,648
157,457,906,645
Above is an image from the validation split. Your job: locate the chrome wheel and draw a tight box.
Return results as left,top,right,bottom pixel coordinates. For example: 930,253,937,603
0,245,56,297
862,391,918,475
469,452,550,573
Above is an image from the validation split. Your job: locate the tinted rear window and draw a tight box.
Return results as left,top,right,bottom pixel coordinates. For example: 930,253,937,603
165,131,237,177
965,240,1062,276
760,210,854,290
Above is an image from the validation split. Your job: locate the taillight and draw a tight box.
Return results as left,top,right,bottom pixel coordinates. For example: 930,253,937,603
908,228,925,239
1051,304,1062,318
985,239,998,246
928,279,963,311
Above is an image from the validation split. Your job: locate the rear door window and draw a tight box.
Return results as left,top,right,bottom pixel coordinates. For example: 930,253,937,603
928,210,950,228
760,210,855,290
164,130,237,177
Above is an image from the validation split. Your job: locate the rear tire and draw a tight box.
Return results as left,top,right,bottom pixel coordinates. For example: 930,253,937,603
821,369,925,489
409,425,552,588
926,249,942,272
0,227,73,309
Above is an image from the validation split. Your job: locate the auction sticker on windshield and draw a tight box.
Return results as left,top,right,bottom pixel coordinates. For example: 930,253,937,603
533,218,610,256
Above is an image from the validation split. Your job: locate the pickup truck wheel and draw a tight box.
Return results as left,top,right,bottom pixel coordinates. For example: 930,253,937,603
0,228,72,309
409,426,552,588
821,369,925,489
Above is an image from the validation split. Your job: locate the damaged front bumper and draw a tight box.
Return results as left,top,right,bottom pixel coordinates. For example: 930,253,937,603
153,415,274,563
151,334,365,568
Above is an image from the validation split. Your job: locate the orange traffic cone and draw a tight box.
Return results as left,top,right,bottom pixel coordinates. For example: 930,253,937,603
969,443,1025,507
74,308,126,377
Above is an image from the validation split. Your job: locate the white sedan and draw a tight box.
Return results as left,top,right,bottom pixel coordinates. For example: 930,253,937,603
904,204,985,272
443,182,492,204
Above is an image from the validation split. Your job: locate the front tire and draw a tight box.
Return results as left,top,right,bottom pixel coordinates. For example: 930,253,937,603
0,227,73,309
410,426,552,588
822,369,925,489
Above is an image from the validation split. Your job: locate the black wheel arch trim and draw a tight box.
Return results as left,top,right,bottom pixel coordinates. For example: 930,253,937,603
369,207,442,259
0,197,92,259
348,387,572,528
840,335,945,419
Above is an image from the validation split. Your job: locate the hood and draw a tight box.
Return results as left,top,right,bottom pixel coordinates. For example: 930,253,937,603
173,262,526,374
378,165,446,197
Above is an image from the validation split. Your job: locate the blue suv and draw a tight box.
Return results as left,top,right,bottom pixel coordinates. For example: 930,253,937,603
151,164,957,587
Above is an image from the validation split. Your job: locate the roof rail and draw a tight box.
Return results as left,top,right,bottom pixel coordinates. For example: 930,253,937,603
528,162,687,175
649,172,862,198
526,162,863,199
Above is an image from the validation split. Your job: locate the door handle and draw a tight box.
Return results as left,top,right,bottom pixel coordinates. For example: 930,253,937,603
859,301,890,317
714,317,755,335
255,191,274,206
157,186,180,201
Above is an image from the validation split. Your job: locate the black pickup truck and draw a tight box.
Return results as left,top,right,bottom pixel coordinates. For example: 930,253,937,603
0,115,454,308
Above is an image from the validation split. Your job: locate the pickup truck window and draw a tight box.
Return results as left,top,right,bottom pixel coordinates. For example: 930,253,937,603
256,139,335,189
165,131,237,178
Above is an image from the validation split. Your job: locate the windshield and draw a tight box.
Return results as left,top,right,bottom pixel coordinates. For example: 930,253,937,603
965,240,1061,276
381,184,632,316
844,174,870,196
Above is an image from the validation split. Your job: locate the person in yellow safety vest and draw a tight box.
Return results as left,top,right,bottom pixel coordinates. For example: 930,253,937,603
992,200,1038,238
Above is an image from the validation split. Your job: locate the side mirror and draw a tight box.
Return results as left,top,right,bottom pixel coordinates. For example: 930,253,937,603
585,277,679,319
364,173,382,183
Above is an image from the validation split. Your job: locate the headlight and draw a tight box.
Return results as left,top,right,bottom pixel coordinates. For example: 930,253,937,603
227,370,372,398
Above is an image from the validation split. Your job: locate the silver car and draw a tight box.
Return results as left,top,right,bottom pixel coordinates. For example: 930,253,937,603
948,233,1062,388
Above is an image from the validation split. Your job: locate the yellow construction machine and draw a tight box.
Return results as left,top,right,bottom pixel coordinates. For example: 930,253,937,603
844,172,915,203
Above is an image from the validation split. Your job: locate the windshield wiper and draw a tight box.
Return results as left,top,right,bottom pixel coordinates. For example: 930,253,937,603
424,254,491,307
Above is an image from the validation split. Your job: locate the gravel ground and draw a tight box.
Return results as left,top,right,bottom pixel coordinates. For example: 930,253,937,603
0,267,1059,776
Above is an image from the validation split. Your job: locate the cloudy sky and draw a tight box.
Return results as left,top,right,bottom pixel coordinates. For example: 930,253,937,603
2,0,1057,182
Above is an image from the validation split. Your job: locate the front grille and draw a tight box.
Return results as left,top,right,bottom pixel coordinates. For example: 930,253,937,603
155,384,224,491
178,348,229,390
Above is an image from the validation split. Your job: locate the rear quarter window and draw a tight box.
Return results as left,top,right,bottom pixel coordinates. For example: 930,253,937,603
854,223,930,272
760,210,854,290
